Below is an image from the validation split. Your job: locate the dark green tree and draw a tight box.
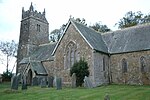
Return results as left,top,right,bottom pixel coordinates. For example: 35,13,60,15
75,18,87,26
89,22,111,33
116,11,144,29
70,58,89,87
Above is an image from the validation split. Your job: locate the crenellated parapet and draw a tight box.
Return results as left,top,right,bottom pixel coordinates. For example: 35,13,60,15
22,2,48,23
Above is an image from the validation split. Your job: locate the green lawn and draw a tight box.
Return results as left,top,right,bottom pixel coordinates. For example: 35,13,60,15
0,82,150,100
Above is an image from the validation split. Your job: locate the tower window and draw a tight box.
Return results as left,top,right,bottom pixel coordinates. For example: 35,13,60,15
37,24,40,32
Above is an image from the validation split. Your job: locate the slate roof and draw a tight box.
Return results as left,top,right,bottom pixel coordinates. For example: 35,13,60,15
72,20,108,53
30,42,56,61
30,62,47,75
102,24,150,54
20,42,56,64
53,19,108,54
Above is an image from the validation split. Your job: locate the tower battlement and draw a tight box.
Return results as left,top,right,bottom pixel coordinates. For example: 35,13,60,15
22,3,47,23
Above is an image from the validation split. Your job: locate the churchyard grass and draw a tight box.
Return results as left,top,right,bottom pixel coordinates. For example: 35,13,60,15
0,82,150,100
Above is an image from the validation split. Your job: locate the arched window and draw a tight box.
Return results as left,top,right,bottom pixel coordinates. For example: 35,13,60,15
140,56,146,73
64,41,77,69
122,58,127,73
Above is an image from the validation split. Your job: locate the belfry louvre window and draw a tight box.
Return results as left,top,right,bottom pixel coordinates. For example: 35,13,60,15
122,58,127,73
37,24,40,32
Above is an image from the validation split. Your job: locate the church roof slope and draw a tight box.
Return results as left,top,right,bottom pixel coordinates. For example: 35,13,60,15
72,20,108,53
102,24,150,54
52,19,108,54
30,42,56,61
30,62,47,75
20,42,56,64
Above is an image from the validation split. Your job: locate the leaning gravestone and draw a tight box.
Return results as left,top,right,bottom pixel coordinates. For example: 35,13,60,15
48,76,54,88
56,77,62,90
11,75,19,90
32,77,38,86
40,78,47,88
71,73,76,88
22,76,27,90
84,76,93,88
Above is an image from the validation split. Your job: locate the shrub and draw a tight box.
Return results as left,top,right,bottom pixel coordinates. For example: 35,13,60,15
70,58,89,87
2,71,13,82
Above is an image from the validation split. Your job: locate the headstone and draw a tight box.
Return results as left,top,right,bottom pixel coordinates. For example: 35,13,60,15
32,77,38,86
48,76,54,88
56,77,62,90
22,76,27,90
104,94,110,100
40,78,47,88
84,76,93,88
71,73,76,88
17,73,21,82
11,75,19,90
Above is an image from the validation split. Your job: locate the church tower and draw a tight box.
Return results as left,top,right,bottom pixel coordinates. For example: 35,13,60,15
16,3,49,74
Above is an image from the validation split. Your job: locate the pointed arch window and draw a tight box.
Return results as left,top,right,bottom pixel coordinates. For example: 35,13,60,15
140,56,147,73
122,58,127,73
64,41,77,69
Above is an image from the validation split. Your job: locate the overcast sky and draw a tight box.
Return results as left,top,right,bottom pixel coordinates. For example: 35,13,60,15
0,0,150,73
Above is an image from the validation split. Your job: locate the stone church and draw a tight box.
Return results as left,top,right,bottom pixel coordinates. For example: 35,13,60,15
17,3,150,86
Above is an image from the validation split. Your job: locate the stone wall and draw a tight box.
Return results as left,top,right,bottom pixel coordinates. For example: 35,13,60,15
54,23,94,85
110,50,150,85
92,51,110,86
42,60,54,77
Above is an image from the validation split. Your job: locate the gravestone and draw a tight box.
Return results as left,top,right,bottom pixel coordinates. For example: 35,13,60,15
32,77,38,86
48,76,54,88
56,77,62,90
40,78,47,88
11,75,19,90
104,94,110,100
17,73,21,82
84,76,93,88
22,76,27,90
71,73,76,88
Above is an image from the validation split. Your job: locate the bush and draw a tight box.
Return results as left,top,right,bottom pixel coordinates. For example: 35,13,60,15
70,58,89,87
2,71,13,82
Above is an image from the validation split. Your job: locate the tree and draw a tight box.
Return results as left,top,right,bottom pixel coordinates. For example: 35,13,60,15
0,40,18,74
115,11,150,29
75,18,87,26
70,58,89,87
50,24,66,42
89,22,111,33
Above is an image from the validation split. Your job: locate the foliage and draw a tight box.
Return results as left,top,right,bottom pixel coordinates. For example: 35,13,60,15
116,11,150,29
0,40,18,74
89,22,111,33
75,18,87,26
70,58,89,87
0,83,150,100
1,70,13,81
49,24,66,42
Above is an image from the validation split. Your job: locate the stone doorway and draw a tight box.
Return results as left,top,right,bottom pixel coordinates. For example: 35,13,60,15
27,69,32,85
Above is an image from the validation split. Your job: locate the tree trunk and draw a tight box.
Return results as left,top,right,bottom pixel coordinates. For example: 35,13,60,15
6,55,9,74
